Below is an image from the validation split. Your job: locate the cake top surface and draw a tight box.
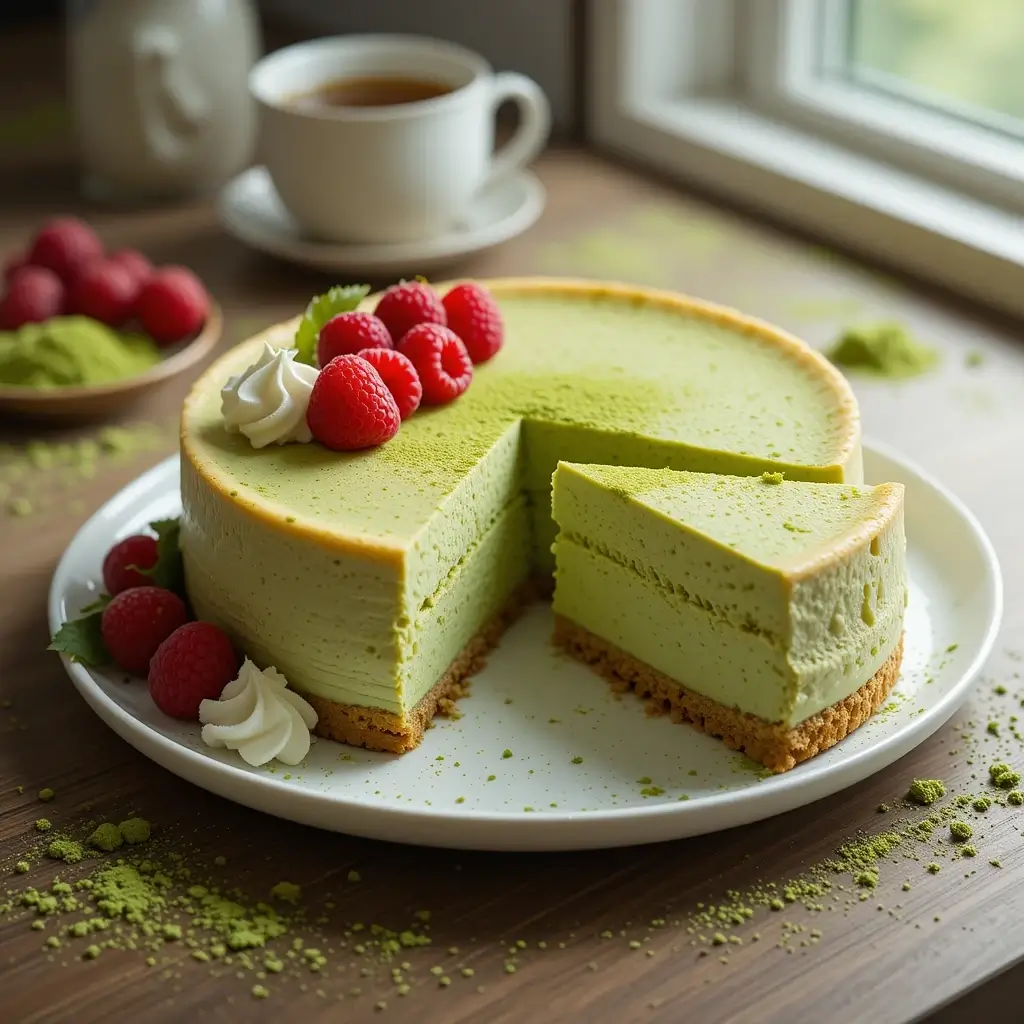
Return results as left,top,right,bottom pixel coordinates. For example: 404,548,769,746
554,462,903,574
182,279,860,555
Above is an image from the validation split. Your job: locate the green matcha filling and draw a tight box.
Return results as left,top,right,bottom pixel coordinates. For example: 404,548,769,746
0,317,160,388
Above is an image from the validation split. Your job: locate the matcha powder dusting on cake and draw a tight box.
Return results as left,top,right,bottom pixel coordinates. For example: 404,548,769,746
826,323,939,379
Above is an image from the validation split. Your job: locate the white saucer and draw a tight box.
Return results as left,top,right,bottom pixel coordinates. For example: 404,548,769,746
217,166,546,275
49,442,1001,852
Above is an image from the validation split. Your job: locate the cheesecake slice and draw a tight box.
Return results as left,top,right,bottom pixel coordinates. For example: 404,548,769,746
551,463,906,771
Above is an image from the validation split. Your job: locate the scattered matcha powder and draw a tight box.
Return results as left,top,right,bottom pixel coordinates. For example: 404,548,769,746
88,823,124,853
118,817,151,845
907,779,946,805
47,838,84,864
989,762,1021,789
826,322,939,378
270,881,302,904
949,821,972,842
35,819,52,832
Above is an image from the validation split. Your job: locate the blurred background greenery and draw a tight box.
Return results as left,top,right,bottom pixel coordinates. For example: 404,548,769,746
849,0,1024,124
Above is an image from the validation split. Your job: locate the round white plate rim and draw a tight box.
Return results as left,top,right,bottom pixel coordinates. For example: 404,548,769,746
216,166,546,272
49,440,1003,850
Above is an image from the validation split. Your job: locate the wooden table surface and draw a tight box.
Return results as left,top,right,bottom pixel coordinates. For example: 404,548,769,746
3,24,1024,1024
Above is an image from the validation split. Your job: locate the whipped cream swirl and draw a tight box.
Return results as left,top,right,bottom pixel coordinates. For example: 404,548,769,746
221,342,319,448
199,658,318,767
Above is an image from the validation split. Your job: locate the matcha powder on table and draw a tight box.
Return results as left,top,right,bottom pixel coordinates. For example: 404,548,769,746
826,323,939,379
907,779,946,806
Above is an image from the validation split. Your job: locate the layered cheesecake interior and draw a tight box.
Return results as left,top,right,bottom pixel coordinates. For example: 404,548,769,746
551,463,906,771
180,281,868,757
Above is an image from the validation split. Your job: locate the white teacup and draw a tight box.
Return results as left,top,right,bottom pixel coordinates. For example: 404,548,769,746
249,35,551,245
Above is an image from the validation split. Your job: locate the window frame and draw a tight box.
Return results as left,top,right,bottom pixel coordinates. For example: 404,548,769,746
588,0,1024,317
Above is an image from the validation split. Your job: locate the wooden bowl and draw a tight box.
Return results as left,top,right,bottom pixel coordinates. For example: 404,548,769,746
0,301,223,421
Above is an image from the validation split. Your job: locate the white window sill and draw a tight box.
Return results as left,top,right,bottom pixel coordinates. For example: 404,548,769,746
598,96,1024,317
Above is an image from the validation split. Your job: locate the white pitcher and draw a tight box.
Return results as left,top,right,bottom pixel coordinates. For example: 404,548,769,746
67,0,261,201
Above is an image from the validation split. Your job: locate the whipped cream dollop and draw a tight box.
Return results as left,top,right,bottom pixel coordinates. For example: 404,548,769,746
221,342,319,448
199,658,318,767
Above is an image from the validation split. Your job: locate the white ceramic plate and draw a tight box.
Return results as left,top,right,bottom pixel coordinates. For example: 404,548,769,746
217,166,546,275
50,443,1002,851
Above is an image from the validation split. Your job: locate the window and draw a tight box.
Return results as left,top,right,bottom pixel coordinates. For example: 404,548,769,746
589,0,1024,317
845,0,1024,129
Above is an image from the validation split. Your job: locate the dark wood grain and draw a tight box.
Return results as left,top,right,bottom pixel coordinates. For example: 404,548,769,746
2,22,1024,1024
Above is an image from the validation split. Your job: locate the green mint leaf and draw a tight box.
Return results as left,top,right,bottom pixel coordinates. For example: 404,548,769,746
294,284,370,365
48,610,108,667
80,593,112,615
141,517,184,594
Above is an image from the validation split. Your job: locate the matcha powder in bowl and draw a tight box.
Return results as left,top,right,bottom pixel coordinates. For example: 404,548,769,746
0,306,222,420
0,317,160,388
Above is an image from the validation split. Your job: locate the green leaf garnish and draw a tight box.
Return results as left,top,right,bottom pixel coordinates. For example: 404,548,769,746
49,608,108,667
79,593,112,615
294,284,370,365
141,518,184,594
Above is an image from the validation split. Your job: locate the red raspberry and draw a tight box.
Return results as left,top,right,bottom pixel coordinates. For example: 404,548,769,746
357,347,422,420
306,354,401,451
27,216,104,284
102,534,160,595
442,282,504,364
0,266,64,329
107,248,153,291
136,266,209,345
149,622,238,720
66,259,137,327
101,586,189,675
373,280,446,345
317,311,392,368
3,252,28,283
398,324,473,405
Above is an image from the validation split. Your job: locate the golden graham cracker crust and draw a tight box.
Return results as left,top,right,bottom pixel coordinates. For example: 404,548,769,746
552,615,904,773
301,584,536,754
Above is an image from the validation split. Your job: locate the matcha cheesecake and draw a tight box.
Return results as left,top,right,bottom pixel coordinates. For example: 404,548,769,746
551,464,906,771
180,279,863,754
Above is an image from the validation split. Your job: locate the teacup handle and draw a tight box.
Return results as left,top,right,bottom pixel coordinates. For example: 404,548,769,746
485,72,551,186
